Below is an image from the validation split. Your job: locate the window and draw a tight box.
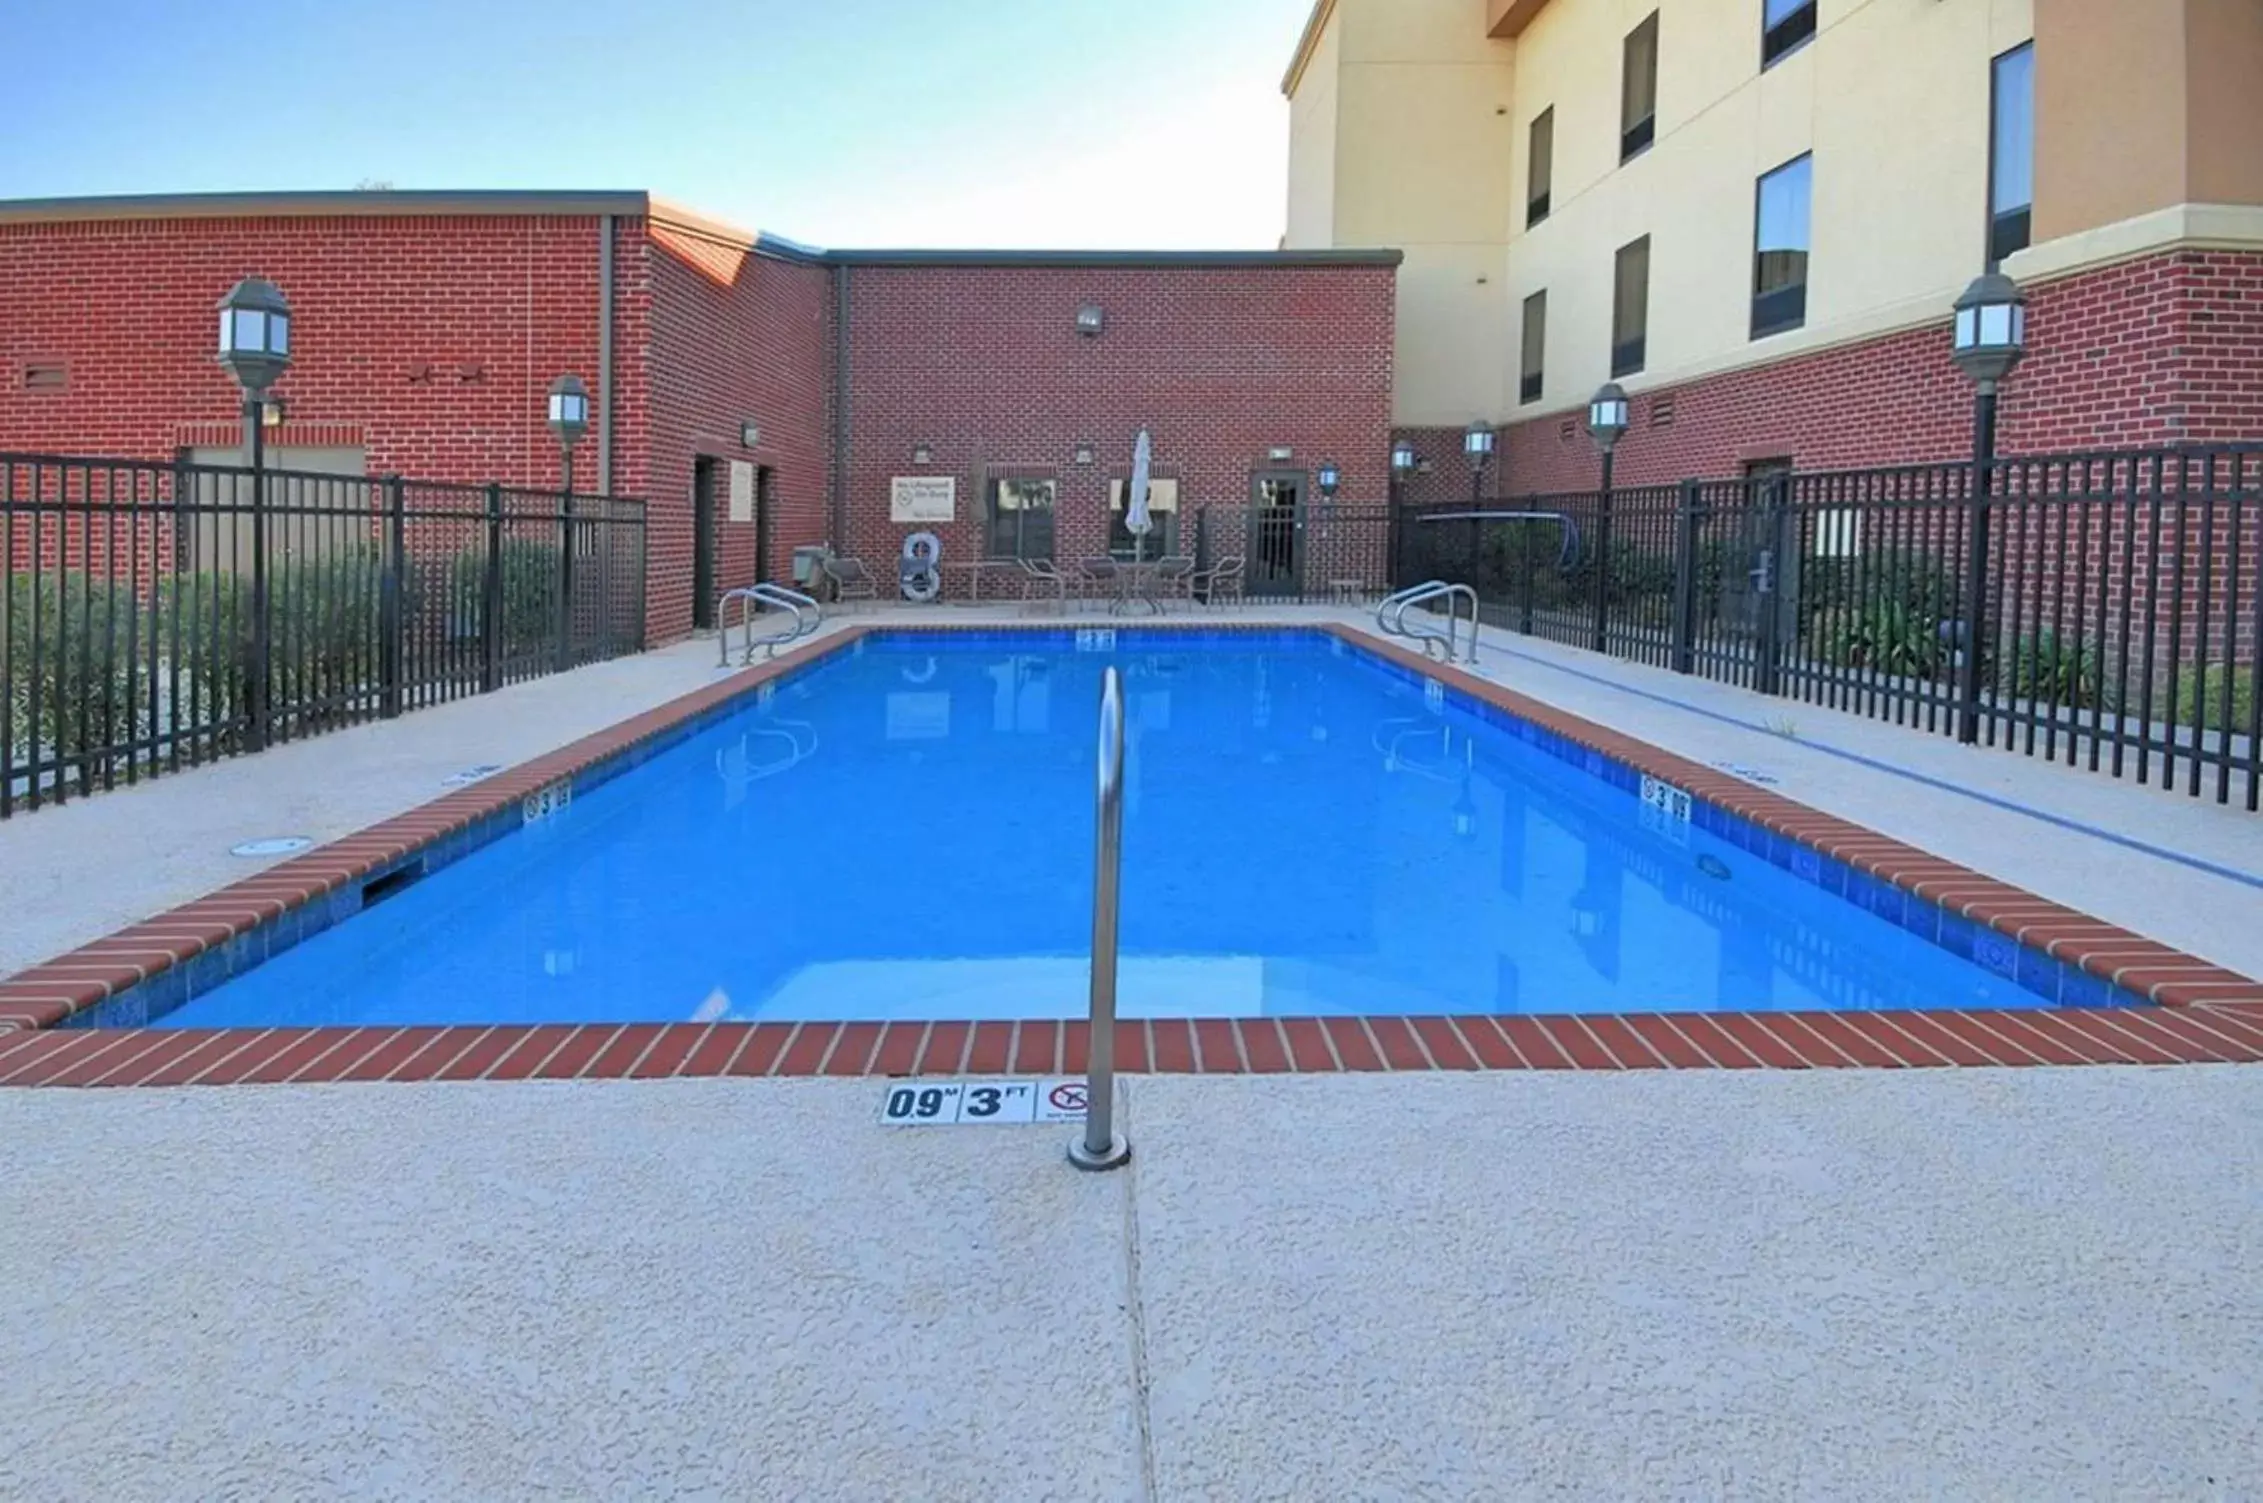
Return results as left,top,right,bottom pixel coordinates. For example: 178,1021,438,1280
1752,153,1812,339
1527,108,1554,227
1761,0,1816,68
1519,291,1547,405
1107,477,1180,559
1621,13,1658,161
1611,236,1650,376
1989,42,2034,265
987,477,1056,561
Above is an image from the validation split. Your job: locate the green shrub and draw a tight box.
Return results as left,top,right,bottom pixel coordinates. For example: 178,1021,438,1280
1821,601,1947,678
446,538,561,655
2169,664,2258,732
158,549,388,730
1996,628,2101,709
1799,548,1959,643
3,571,152,793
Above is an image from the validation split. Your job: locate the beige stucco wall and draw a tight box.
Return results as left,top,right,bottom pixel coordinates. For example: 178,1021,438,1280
1504,0,2033,418
2185,0,2263,210
1283,3,1342,250
1330,0,1518,423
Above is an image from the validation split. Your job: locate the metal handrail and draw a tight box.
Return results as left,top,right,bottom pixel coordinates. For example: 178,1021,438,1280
1377,580,1478,664
717,583,822,666
1068,664,1131,1172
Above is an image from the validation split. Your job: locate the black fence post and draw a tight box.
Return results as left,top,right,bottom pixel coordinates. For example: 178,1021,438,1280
1955,389,1999,744
380,474,406,718
556,459,577,674
1670,478,1701,674
1754,475,1789,696
245,400,272,754
1592,451,1616,654
482,482,505,693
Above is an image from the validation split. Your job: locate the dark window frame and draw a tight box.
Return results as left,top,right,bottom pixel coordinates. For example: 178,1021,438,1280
1987,40,2035,268
986,475,1058,562
1620,13,1659,163
1106,476,1181,559
1761,0,1817,69
1750,152,1813,340
1519,290,1547,405
1611,236,1650,378
1527,107,1554,227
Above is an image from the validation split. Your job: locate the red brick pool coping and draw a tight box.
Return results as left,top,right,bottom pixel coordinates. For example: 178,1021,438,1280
2,618,2258,1086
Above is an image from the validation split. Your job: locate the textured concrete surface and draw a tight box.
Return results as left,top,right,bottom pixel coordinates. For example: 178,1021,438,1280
3,1070,2259,1498
0,1080,1144,1501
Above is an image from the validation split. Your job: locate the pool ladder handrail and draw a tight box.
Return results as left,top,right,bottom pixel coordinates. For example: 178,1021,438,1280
718,583,822,666
1069,664,1131,1173
1377,580,1478,664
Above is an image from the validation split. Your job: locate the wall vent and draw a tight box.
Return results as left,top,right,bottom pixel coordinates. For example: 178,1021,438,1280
20,360,67,394
1650,394,1676,428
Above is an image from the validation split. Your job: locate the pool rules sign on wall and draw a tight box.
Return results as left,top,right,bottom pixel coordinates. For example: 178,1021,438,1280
878,1080,1087,1125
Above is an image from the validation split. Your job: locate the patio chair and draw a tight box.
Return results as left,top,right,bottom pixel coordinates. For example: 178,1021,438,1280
1073,557,1119,613
820,555,881,610
1018,557,1069,613
1151,555,1197,608
1191,555,1245,610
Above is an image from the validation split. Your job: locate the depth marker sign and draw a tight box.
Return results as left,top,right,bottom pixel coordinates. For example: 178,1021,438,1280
878,1079,1087,1126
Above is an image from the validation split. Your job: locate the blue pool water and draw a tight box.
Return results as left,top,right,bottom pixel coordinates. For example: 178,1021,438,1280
152,630,2084,1028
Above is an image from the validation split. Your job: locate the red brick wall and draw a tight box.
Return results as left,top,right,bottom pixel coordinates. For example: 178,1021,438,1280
0,214,606,486
1494,249,2263,494
837,262,1397,588
636,221,831,642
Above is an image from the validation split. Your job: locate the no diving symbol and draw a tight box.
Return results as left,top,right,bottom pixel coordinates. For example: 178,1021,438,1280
1048,1083,1087,1114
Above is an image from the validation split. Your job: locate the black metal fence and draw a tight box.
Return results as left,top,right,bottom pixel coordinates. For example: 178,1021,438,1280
1399,445,2262,810
2,452,645,816
1191,503,1396,603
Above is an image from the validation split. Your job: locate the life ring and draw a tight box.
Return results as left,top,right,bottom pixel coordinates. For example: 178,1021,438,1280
900,531,944,603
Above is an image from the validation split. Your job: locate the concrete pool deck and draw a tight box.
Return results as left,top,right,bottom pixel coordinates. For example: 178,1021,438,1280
3,1069,2259,1497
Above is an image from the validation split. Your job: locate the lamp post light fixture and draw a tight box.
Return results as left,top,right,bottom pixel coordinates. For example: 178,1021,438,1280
216,277,293,753
1462,420,1496,505
1388,440,1420,582
1585,382,1631,655
1949,271,2029,745
547,374,591,671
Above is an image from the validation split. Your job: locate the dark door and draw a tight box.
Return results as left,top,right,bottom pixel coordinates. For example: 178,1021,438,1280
1248,470,1307,597
754,465,776,586
692,457,718,630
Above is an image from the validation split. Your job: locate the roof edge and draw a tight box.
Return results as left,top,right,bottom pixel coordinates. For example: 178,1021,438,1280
819,247,1401,269
0,189,653,226
1281,0,1340,97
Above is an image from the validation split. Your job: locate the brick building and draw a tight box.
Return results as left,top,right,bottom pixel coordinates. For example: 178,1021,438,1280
1284,0,2263,500
0,192,1400,643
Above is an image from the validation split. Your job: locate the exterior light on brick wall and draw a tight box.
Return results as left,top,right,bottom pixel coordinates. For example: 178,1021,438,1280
1585,383,1630,452
261,398,287,428
547,374,591,450
1950,271,2028,747
1073,443,1096,466
1950,272,2028,392
1268,445,1293,462
1076,304,1104,336
216,277,292,399
1584,385,1631,655
1316,462,1341,498
912,443,933,465
1462,421,1496,505
216,276,295,755
740,420,761,449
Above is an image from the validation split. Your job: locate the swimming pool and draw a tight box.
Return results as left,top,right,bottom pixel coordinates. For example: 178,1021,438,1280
133,628,2125,1030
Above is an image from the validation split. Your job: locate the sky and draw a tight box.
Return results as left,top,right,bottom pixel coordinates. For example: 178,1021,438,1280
3,0,1316,249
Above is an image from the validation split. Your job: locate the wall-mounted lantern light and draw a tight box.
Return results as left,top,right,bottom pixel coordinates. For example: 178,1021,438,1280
912,443,933,465
1073,442,1096,466
740,419,760,449
1075,304,1104,336
1316,462,1342,498
217,277,292,399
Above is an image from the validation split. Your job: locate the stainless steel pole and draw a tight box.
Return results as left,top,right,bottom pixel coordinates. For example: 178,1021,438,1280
1069,664,1131,1171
